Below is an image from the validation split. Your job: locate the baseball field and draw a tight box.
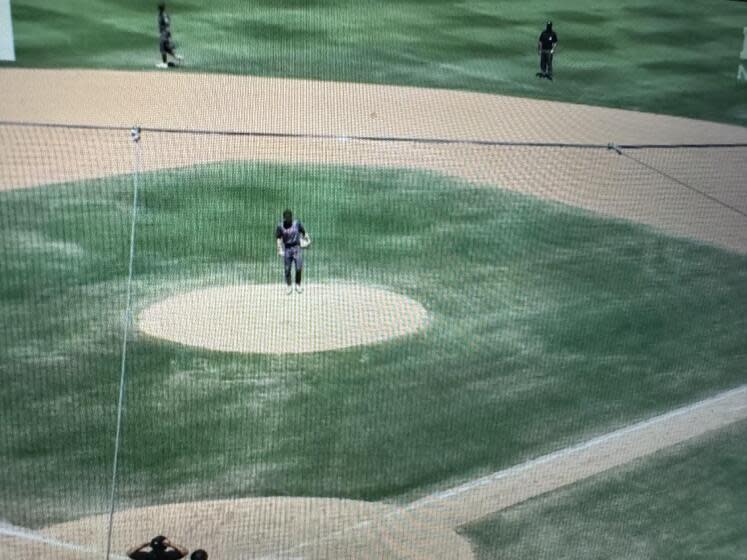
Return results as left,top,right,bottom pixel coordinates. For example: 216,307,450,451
1,1,746,559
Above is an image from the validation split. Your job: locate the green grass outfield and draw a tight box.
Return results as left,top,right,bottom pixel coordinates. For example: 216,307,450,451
461,419,747,560
1,161,745,527
2,0,747,126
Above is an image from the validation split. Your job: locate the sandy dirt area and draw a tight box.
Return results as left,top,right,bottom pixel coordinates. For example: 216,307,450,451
1,68,746,558
37,498,472,560
1,69,746,253
137,283,429,354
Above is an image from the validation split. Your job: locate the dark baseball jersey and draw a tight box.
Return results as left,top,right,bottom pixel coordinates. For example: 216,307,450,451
158,12,171,34
159,31,174,54
538,30,558,50
276,220,306,248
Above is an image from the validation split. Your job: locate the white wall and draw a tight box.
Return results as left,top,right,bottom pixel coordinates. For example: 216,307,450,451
0,0,15,61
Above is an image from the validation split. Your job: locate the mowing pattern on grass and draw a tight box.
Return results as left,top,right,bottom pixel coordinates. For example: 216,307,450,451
2,0,747,126
0,161,745,529
461,419,747,560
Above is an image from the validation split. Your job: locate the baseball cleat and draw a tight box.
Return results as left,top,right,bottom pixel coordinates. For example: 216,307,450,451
156,62,169,69
286,285,294,295
174,54,184,61
295,284,303,294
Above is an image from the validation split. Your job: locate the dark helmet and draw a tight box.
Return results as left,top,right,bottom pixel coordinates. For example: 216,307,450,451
546,20,553,30
151,536,168,550
158,2,166,11
191,550,209,560
283,209,293,221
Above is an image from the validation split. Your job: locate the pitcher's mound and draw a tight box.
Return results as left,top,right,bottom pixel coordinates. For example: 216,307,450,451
137,283,429,354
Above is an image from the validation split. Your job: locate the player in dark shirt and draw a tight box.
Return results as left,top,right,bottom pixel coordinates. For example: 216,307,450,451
537,21,559,80
157,2,183,68
127,535,188,560
276,209,310,295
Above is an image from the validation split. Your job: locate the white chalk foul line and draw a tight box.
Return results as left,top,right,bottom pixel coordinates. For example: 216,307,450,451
409,384,747,527
272,385,747,557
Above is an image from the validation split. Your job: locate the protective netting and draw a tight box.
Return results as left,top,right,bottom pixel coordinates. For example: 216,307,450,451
1,122,746,559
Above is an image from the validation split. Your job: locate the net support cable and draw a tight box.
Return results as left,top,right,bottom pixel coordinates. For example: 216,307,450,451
1,119,746,150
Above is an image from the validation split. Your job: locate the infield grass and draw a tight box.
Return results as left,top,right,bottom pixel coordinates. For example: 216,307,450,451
461,419,747,560
2,0,747,126
0,161,746,527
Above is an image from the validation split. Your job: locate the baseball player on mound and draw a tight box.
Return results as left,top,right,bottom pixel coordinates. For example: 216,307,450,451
276,209,311,295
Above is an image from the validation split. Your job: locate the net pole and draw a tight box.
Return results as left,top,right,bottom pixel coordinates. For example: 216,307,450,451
105,127,142,560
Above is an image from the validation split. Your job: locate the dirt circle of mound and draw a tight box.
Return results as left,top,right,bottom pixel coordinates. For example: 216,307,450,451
137,283,429,354
42,498,473,559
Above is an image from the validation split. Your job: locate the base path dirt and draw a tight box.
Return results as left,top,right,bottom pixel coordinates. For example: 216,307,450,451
37,498,472,560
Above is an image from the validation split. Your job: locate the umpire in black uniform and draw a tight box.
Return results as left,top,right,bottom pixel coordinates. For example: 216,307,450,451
537,21,558,80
